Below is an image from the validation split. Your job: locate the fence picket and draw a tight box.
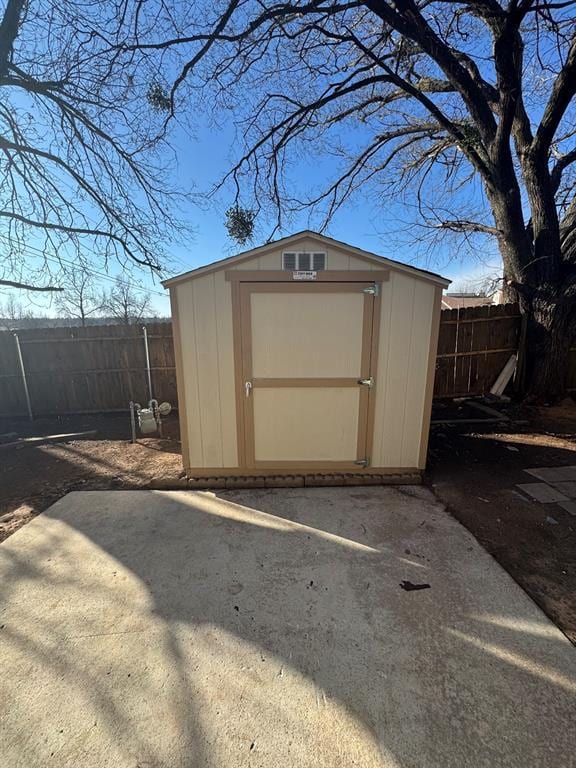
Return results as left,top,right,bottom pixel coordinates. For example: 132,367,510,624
0,306,574,416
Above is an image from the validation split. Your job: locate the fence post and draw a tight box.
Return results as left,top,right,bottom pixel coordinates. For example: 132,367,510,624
13,332,33,421
142,325,153,402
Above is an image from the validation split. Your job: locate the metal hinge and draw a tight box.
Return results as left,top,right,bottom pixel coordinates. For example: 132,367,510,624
362,283,379,296
355,458,371,468
358,377,374,387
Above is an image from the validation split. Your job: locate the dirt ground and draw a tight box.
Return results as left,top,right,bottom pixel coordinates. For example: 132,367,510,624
1,402,575,644
0,413,183,541
428,398,576,645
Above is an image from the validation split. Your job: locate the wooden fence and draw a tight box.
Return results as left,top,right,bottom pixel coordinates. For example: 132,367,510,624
434,303,522,398
0,322,177,417
0,306,574,417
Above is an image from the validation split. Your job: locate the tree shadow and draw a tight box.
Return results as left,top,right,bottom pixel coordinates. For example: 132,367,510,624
0,524,208,767
2,486,575,766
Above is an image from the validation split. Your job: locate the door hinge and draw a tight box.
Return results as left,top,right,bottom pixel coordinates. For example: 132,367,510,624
355,457,371,468
362,283,379,296
358,377,374,387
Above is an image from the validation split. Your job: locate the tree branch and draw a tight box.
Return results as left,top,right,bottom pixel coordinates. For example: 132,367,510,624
533,33,576,157
0,279,63,292
551,147,576,192
361,0,498,142
0,0,25,77
435,220,502,236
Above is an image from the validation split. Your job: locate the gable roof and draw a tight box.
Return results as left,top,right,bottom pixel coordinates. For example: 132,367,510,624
162,230,451,288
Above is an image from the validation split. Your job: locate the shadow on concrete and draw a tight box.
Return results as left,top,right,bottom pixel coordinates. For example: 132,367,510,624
2,486,576,766
0,524,208,768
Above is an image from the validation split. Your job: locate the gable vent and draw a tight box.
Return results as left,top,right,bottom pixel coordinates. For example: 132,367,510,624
282,251,326,271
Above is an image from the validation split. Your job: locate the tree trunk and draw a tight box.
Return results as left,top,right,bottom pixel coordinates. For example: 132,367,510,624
485,168,576,403
484,180,533,285
523,295,576,403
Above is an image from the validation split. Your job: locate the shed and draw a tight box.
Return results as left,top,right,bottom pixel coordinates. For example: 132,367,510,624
163,231,450,482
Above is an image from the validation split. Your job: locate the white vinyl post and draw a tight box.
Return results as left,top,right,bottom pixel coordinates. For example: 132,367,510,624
13,332,33,421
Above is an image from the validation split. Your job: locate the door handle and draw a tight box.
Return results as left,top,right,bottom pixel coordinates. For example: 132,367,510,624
245,381,252,397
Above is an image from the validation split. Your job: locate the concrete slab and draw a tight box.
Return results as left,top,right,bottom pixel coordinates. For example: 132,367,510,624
525,465,576,482
549,481,576,499
558,500,576,517
515,482,570,503
1,488,575,768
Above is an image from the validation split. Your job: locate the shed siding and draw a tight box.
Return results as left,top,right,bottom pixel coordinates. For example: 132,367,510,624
173,239,439,471
402,281,437,466
174,279,204,467
175,272,238,468
371,273,437,468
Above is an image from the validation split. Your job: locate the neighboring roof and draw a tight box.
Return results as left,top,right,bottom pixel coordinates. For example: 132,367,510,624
162,230,451,288
441,293,494,310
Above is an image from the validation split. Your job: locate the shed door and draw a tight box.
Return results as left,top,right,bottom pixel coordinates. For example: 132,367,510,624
239,282,379,469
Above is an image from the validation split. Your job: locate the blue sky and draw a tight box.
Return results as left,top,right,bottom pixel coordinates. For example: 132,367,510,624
3,105,502,319
157,117,502,315
6,1,573,320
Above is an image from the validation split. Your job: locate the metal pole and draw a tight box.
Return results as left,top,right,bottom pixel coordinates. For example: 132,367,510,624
142,325,153,402
13,332,33,421
129,401,137,443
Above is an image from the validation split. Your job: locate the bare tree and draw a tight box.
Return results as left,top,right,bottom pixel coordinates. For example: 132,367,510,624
102,278,152,325
114,0,576,401
6,0,576,398
0,0,186,294
0,294,32,330
55,271,104,326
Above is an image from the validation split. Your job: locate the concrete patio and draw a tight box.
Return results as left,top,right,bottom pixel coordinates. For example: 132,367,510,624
1,487,575,767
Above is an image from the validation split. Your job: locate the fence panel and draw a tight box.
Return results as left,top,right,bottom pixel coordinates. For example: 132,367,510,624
0,323,177,417
434,304,522,398
1,306,575,416
0,331,28,414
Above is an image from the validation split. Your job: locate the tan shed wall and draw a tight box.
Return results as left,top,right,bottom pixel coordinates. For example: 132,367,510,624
174,270,238,468
172,239,439,471
371,273,437,469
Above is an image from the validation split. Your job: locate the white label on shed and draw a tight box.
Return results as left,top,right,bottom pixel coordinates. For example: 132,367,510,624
293,270,317,280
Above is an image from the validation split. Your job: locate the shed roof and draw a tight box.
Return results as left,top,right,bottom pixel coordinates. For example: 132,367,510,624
162,230,451,288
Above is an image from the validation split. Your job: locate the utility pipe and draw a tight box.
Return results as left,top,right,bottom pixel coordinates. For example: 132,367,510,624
142,325,153,402
13,332,33,421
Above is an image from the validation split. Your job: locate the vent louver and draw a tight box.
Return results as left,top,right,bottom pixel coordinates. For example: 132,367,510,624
282,251,326,271
312,252,326,271
298,252,311,270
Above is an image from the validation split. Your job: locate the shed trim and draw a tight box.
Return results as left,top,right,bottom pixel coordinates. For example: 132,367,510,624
169,288,191,472
183,467,422,478
231,279,247,466
224,270,390,283
418,284,443,469
365,279,382,467
163,230,450,288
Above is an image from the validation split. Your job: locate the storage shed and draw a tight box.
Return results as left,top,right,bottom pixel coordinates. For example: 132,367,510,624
164,231,450,482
